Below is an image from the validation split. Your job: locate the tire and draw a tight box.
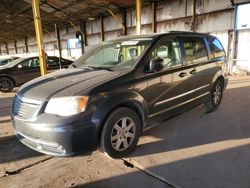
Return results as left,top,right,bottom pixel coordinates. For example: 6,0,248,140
205,80,223,113
0,77,15,93
99,107,141,158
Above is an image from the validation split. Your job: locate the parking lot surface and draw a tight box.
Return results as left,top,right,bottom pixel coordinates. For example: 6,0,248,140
0,76,250,188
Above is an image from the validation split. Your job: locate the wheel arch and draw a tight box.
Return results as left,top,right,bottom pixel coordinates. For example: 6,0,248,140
211,73,225,91
92,91,148,146
215,75,225,87
0,75,16,86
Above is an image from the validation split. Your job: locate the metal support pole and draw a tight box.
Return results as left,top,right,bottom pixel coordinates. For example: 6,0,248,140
80,21,85,54
230,5,239,75
54,24,62,69
191,0,196,32
31,0,47,76
100,17,104,41
14,40,18,54
136,0,141,34
24,37,29,53
185,0,188,17
233,5,238,59
83,21,88,46
152,2,156,33
123,11,127,36
5,43,9,55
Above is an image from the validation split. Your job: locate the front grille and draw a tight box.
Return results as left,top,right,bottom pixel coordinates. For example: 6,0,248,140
13,95,42,120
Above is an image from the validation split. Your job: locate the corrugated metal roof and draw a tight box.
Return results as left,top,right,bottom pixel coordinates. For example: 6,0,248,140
0,0,155,43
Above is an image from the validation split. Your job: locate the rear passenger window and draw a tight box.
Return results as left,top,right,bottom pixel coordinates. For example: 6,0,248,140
48,58,59,66
182,37,208,64
207,37,226,59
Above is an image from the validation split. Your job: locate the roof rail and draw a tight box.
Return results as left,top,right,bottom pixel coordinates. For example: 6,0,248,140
169,31,206,35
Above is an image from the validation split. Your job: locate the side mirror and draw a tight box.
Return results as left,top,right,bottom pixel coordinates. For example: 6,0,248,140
149,58,164,73
17,64,22,69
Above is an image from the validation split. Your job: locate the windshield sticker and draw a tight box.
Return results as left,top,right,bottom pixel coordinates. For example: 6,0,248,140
121,41,139,46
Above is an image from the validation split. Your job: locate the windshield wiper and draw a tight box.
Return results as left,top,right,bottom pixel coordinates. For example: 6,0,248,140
80,66,114,71
90,66,114,71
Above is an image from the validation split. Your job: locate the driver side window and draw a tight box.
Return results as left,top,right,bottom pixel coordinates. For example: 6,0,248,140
20,58,40,69
151,38,182,69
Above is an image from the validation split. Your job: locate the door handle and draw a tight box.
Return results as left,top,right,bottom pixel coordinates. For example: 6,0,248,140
190,69,197,75
179,72,187,78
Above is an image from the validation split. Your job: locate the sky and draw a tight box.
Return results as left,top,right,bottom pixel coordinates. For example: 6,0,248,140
236,3,250,30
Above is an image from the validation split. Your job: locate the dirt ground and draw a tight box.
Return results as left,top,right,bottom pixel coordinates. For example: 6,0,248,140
0,76,250,188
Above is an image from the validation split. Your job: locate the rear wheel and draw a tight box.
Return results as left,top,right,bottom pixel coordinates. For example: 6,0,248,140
99,107,141,158
0,77,15,93
205,80,223,112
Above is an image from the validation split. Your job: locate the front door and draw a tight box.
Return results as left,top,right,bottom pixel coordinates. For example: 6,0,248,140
14,57,41,84
143,37,190,123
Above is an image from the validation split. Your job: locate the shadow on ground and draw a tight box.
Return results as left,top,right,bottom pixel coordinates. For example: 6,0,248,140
0,96,13,118
74,143,250,188
0,135,42,164
0,119,11,124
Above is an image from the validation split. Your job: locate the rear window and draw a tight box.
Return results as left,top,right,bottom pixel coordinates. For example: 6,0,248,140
48,57,59,66
207,36,226,59
182,37,208,64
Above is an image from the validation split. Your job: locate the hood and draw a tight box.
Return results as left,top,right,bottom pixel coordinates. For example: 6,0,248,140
18,68,122,100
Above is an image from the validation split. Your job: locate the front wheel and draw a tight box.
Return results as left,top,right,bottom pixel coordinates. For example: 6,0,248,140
205,80,223,112
99,107,141,158
0,77,15,93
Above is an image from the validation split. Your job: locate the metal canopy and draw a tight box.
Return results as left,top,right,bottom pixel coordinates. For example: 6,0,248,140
0,0,153,44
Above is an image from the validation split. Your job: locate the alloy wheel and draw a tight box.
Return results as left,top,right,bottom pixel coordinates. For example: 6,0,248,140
212,84,222,105
0,78,14,92
111,117,136,151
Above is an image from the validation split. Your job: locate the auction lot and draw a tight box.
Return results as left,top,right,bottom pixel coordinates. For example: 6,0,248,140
0,75,249,188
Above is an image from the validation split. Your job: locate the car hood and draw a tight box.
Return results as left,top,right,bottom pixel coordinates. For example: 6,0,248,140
18,68,122,100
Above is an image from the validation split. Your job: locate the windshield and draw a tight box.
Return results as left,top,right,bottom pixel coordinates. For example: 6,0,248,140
4,58,26,68
0,59,8,66
0,57,19,66
72,37,153,70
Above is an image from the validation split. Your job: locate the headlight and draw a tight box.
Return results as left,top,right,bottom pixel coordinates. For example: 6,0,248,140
45,96,89,116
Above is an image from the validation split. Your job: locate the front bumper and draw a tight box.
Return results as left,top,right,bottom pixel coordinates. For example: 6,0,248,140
11,114,98,156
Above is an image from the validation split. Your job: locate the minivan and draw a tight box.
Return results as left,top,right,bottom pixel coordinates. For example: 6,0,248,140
11,31,228,158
